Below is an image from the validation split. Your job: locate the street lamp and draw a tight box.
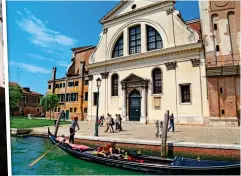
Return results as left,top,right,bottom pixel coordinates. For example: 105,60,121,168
94,77,102,136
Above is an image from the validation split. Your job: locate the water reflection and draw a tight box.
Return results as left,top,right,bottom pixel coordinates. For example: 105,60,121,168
11,137,141,175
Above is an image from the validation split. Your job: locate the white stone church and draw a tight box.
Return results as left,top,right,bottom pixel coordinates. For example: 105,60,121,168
86,0,209,124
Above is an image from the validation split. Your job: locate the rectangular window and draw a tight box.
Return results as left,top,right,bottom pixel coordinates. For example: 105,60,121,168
48,85,51,89
59,94,65,102
84,80,89,85
93,92,98,106
70,108,73,112
60,83,62,88
63,83,65,88
220,87,223,94
214,23,217,30
180,84,191,103
70,93,78,101
54,108,57,112
58,108,60,112
129,25,141,55
22,96,26,103
55,84,59,88
84,92,88,101
74,108,77,112
66,93,70,102
75,81,79,86
216,45,220,52
221,109,225,115
84,108,88,113
68,81,74,87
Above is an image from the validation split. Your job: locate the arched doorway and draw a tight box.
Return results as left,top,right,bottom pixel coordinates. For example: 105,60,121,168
129,89,141,121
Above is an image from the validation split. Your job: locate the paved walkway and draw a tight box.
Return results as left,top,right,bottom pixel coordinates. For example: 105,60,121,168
33,121,240,145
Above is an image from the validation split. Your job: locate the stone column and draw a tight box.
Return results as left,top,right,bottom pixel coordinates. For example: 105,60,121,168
140,86,147,124
141,23,147,53
122,87,127,121
123,28,128,56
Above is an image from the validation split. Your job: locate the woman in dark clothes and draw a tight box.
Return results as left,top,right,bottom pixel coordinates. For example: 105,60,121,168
69,115,80,144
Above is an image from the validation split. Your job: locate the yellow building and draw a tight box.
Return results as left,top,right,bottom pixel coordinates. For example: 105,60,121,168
47,46,95,120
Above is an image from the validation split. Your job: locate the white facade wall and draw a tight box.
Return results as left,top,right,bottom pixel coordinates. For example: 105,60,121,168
87,0,209,124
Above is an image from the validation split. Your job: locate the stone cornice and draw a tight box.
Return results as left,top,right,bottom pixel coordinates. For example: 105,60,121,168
87,43,203,70
48,75,86,83
101,1,174,25
88,75,93,81
100,72,109,79
191,59,201,67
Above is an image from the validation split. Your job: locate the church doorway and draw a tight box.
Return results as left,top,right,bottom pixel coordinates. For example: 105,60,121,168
129,89,141,121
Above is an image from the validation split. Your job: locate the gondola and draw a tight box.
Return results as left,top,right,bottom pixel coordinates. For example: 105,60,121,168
48,128,240,175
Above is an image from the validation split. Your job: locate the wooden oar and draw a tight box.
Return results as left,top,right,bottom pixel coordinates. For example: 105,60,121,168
29,129,79,167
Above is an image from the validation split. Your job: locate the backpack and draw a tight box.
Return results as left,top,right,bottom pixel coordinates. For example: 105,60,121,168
111,117,114,125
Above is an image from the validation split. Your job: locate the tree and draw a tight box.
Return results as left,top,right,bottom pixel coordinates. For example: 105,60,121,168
9,85,22,116
40,94,59,120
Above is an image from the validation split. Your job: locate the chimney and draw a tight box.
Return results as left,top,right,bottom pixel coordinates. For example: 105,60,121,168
23,87,30,92
52,67,57,94
79,61,85,77
52,67,57,80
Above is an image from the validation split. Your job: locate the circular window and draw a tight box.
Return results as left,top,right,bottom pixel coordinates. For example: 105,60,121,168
131,4,136,10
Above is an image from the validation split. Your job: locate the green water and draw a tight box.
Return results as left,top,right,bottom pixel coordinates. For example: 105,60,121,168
11,137,142,175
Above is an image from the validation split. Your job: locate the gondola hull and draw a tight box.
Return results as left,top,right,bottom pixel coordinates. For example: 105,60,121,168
48,129,240,175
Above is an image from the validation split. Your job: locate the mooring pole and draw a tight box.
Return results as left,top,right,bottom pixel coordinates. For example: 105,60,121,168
161,110,170,158
54,111,63,137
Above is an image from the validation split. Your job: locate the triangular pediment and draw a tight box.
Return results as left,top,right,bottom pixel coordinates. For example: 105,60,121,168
100,0,164,24
121,73,146,84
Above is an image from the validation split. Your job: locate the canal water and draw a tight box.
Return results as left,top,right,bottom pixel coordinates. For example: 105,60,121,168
11,137,142,175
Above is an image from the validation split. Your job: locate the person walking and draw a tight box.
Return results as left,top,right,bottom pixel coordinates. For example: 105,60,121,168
99,114,105,126
110,115,115,133
168,113,175,132
118,114,123,131
105,113,114,133
69,114,80,144
115,114,120,132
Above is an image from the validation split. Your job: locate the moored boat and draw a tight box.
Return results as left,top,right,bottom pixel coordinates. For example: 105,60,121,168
48,128,240,175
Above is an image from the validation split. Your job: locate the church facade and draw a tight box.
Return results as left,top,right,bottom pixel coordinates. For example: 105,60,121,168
86,0,209,124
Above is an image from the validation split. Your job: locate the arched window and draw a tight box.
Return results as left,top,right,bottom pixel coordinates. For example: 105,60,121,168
147,25,163,51
112,35,123,58
129,25,141,54
112,74,119,96
152,68,162,94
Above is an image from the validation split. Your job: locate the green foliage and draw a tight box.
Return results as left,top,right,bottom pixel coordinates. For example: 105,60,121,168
40,94,59,120
9,85,22,111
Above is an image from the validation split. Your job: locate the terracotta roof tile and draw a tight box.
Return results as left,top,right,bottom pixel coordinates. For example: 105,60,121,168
9,82,43,96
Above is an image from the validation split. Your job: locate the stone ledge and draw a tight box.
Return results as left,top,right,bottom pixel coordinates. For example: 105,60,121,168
209,117,239,127
75,135,240,150
12,128,240,151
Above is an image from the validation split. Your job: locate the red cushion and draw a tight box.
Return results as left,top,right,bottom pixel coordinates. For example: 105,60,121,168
69,144,89,150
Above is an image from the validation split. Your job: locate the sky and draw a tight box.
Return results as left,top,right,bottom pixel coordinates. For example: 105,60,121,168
6,1,200,95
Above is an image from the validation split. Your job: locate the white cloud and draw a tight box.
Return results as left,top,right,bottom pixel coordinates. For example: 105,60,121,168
9,61,51,74
26,53,55,62
16,9,78,50
57,61,69,67
26,53,69,68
